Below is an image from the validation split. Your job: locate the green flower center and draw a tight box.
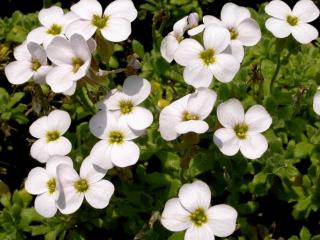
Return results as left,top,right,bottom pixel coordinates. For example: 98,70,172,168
229,27,238,40
74,179,89,193
189,208,208,227
31,59,41,71
46,130,60,142
108,130,124,144
175,34,184,42
72,57,84,73
182,111,199,121
92,15,109,29
286,15,299,26
234,123,249,139
119,100,134,114
47,24,62,35
46,178,56,194
200,49,215,65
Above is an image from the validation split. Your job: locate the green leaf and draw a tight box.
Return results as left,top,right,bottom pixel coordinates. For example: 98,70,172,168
132,40,145,58
168,231,185,240
300,226,311,240
294,142,314,158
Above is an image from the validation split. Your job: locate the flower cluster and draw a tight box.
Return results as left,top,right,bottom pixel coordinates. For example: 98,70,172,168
5,0,137,95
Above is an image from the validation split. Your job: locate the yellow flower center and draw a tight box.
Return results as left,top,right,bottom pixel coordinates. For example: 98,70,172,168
119,100,134,114
74,179,89,192
200,49,215,65
72,57,84,73
189,208,208,227
92,15,109,29
47,24,62,35
234,123,249,139
46,130,60,142
46,178,56,194
286,15,299,26
31,59,41,71
229,27,238,40
182,111,199,121
108,130,124,144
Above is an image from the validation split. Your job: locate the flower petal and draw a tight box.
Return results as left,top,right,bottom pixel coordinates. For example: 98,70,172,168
237,18,261,46
70,34,91,61
5,61,33,85
100,17,131,42
13,42,31,61
291,24,318,44
46,155,73,178
123,76,151,105
46,136,72,156
104,0,137,22
265,0,292,19
46,66,74,93
34,192,57,218
27,27,46,45
211,53,240,83
221,2,251,27
184,62,213,88
46,37,74,65
89,110,111,139
175,120,209,135
174,39,203,66
216,99,244,128
30,139,50,163
229,41,244,62
245,105,272,133
265,18,291,38
187,88,217,119
313,91,320,115
29,116,48,139
188,24,205,36
214,128,240,156
66,20,97,40
161,198,191,232
33,66,52,84
240,132,268,159
90,140,114,170
126,107,153,130
173,16,188,36
204,26,230,53
47,109,71,134
85,180,114,208
160,34,179,63
80,155,107,183
25,167,49,194
39,6,64,28
185,225,215,240
71,0,102,20
207,204,238,237
178,180,211,212
292,0,320,23
110,141,139,167
203,15,223,27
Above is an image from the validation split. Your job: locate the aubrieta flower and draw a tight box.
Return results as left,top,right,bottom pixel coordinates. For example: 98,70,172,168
67,0,137,42
203,3,261,62
56,156,114,214
160,16,188,63
174,25,240,88
314,90,320,115
97,75,153,131
25,156,73,218
89,112,143,169
27,6,79,48
265,0,319,44
29,109,72,163
46,34,92,95
159,88,217,141
161,180,238,240
213,99,272,160
5,42,52,85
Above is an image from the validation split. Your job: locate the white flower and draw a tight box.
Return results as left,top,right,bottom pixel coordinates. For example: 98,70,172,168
25,156,73,218
187,13,205,36
203,3,261,62
46,34,91,95
265,0,319,44
27,6,79,48
313,90,320,115
29,109,72,163
213,99,272,160
66,0,137,41
174,26,240,88
159,88,217,141
56,156,114,214
160,16,188,63
89,112,143,169
96,75,153,131
5,42,52,85
161,180,238,240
